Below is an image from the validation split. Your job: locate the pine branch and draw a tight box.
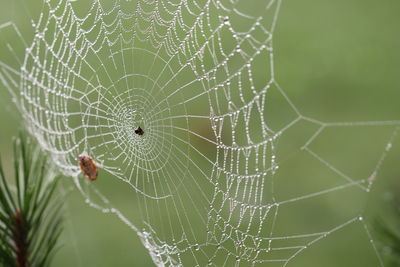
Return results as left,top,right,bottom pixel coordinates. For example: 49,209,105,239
0,134,63,267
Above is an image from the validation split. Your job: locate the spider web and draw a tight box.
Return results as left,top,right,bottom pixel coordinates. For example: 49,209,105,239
0,0,399,266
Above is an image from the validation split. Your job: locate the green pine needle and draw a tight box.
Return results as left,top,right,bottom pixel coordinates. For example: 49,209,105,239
0,134,63,267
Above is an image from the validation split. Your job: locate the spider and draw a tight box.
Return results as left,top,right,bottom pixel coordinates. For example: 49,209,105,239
78,154,98,181
135,126,144,136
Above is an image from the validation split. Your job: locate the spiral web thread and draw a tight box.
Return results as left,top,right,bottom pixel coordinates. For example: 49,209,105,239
0,0,399,266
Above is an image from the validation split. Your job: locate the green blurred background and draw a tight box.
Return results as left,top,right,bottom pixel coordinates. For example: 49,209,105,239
0,0,399,266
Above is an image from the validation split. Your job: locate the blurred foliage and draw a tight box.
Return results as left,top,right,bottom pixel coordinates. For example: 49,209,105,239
376,198,400,267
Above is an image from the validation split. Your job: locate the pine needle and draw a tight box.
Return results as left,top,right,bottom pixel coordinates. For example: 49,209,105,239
0,134,63,267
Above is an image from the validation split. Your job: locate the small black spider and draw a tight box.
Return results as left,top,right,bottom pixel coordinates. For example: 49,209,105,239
135,126,144,136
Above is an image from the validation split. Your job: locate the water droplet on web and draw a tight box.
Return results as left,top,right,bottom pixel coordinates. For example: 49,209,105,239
386,143,392,151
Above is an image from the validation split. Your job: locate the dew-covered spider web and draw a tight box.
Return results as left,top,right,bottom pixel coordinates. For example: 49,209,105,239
0,0,399,266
